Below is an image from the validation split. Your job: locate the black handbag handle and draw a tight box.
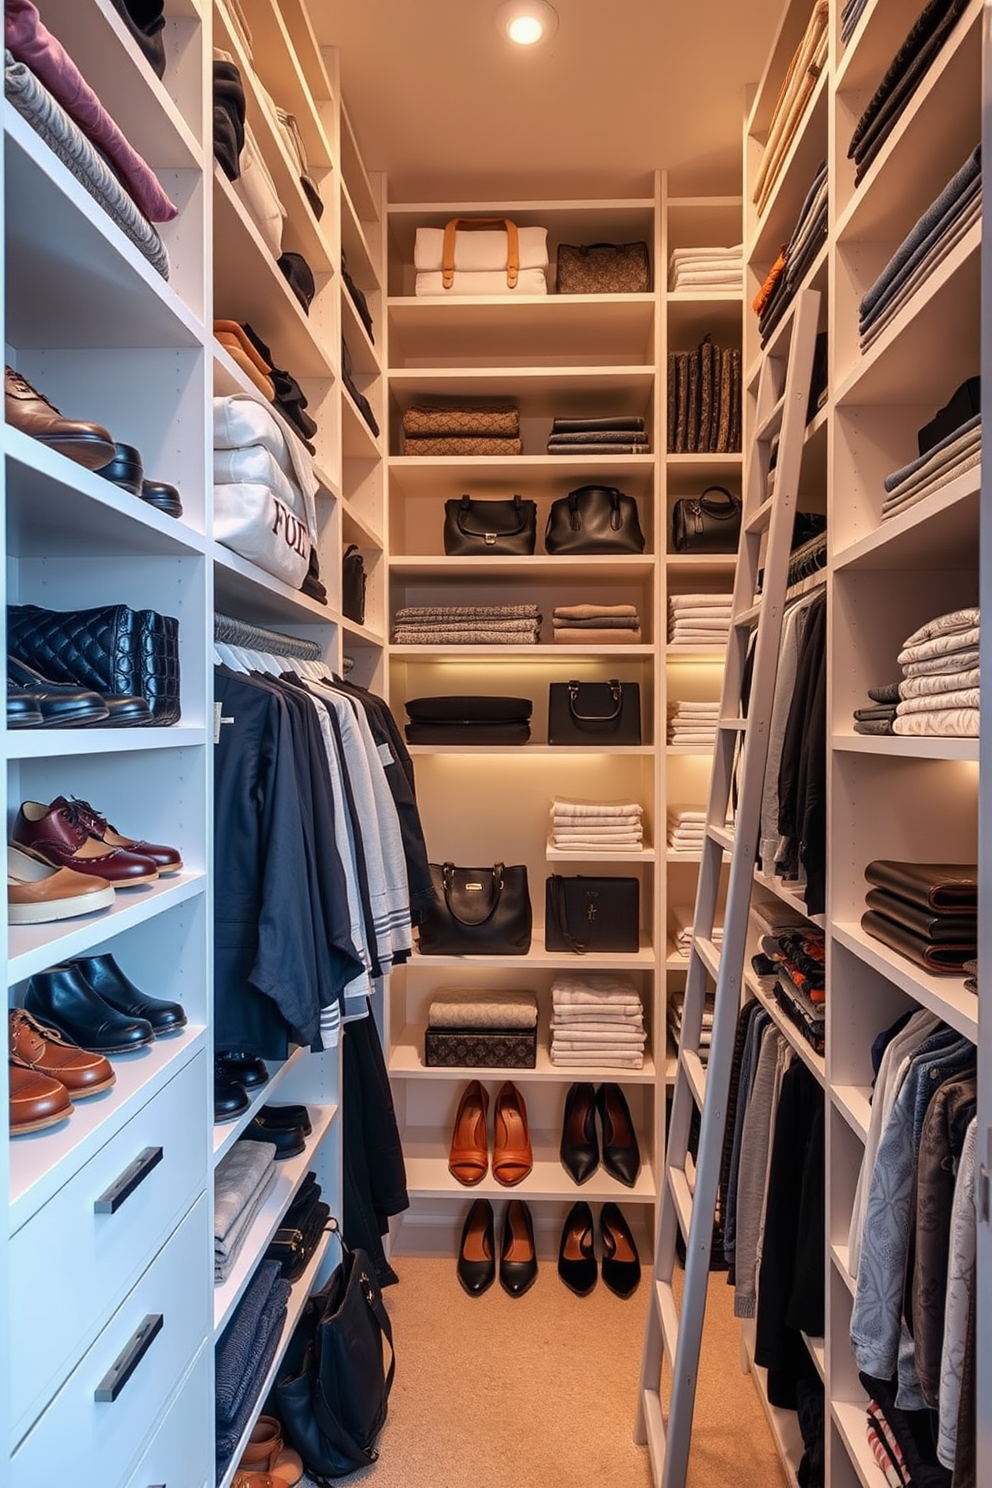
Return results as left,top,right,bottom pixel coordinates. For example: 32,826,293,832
441,862,504,926
566,485,624,532
548,874,587,954
454,494,530,539
697,486,741,518
567,679,622,722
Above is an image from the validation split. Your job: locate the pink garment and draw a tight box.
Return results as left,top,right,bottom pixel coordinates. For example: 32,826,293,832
6,0,178,222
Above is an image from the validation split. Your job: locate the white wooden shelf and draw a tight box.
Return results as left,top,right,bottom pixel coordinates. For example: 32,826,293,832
752,869,825,929
393,646,655,663
401,1139,656,1203
6,726,207,762
340,102,379,224
832,469,979,573
212,542,339,626
342,290,380,373
410,939,657,970
213,1045,310,1162
388,454,656,493
388,1026,657,1084
744,969,825,1086
748,66,828,265
341,180,378,290
832,1085,871,1145
831,1243,857,1298
406,743,655,757
832,734,979,763
343,387,382,458
832,923,978,1044
387,295,656,368
831,1398,888,1488
389,554,656,579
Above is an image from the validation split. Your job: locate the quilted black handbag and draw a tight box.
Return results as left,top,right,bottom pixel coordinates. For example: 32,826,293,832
547,679,641,745
7,602,181,724
544,874,640,953
671,485,742,554
545,485,645,555
443,494,537,555
417,862,532,956
275,1228,395,1484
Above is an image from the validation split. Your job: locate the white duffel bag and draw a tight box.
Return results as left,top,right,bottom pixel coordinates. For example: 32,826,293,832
213,478,311,589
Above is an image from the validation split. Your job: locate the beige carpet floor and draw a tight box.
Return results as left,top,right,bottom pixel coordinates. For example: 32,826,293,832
341,1257,789,1488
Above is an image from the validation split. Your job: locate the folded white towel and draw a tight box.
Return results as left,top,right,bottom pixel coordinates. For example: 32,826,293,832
552,1029,646,1046
415,224,549,273
899,668,980,698
669,245,743,264
416,267,549,296
898,628,980,668
550,1051,645,1068
892,708,979,737
551,798,643,818
669,593,734,609
902,648,980,679
896,688,980,714
902,608,980,649
551,1007,644,1023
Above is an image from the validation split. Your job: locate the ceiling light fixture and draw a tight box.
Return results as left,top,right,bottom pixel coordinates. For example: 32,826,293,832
496,0,558,47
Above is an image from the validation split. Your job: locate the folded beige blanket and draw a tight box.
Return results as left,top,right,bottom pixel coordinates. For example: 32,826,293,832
555,628,642,644
402,436,523,456
554,603,638,620
402,399,520,437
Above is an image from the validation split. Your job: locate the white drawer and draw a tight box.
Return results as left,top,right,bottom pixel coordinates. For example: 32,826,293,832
9,1051,207,1442
122,1341,211,1488
11,1193,210,1488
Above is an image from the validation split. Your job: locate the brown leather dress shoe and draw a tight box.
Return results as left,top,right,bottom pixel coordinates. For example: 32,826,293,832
448,1079,489,1186
7,844,115,924
238,1415,303,1486
9,1055,72,1134
11,798,159,885
5,366,116,470
9,1008,115,1098
65,797,183,875
492,1080,533,1187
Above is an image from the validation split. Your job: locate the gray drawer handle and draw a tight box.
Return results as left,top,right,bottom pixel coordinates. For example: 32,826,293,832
94,1146,163,1214
94,1314,163,1402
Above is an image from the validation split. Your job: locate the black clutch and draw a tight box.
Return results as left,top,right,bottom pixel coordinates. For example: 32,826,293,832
548,679,641,745
544,874,640,953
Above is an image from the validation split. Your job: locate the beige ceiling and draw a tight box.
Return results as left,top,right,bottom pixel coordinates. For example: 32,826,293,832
311,0,785,202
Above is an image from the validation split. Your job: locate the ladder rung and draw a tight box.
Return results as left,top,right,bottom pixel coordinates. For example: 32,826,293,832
668,1165,694,1241
655,1277,680,1367
707,823,735,852
693,935,721,981
681,1047,708,1109
736,599,761,627
755,395,785,445
745,496,773,533
641,1388,667,1478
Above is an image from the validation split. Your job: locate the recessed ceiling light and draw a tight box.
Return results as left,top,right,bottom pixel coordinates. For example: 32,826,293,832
496,0,559,46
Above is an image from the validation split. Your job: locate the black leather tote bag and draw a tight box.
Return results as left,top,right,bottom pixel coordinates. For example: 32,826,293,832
544,875,640,953
275,1231,394,1483
443,494,537,555
671,485,742,553
417,862,532,955
547,679,641,745
545,485,645,555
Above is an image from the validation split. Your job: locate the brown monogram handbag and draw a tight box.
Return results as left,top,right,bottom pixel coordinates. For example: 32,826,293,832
556,242,651,294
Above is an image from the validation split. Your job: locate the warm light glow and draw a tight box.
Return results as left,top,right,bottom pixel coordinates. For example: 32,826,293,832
496,1,559,47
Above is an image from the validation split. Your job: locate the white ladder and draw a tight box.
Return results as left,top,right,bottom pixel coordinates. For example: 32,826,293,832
636,287,821,1487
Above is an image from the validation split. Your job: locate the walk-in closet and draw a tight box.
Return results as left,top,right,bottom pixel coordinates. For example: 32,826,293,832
1,1,988,1486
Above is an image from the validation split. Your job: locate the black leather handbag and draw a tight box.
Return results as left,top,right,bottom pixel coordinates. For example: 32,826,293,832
544,875,640,953
342,544,367,625
548,680,641,745
545,485,645,555
8,602,181,725
275,1229,395,1483
417,862,532,956
671,485,742,554
443,494,537,555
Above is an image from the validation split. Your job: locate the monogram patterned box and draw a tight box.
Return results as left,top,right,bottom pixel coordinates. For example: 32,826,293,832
424,1028,537,1069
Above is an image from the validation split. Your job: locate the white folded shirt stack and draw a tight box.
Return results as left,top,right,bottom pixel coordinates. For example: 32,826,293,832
671,905,724,959
550,974,646,1069
669,593,733,648
667,989,715,1063
668,806,706,854
669,244,743,292
668,699,721,746
414,224,549,296
893,605,980,738
549,796,644,852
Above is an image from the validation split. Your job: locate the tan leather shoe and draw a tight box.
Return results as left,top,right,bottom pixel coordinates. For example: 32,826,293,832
448,1079,489,1186
9,1008,115,1098
239,1415,303,1486
9,1055,72,1134
7,844,115,924
5,366,116,469
231,1472,279,1488
492,1080,533,1187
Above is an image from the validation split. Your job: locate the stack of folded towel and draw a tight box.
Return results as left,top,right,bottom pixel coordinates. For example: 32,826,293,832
214,1139,279,1283
852,684,899,736
549,797,644,852
882,376,981,522
668,593,733,648
668,700,720,748
859,145,981,350
550,974,646,1069
671,905,723,958
414,222,549,296
546,415,649,456
753,0,829,216
215,1259,291,1479
392,603,541,645
667,988,714,1062
669,244,743,292
668,807,706,854
754,162,828,346
401,399,522,457
552,603,641,644
891,607,980,737
862,859,977,975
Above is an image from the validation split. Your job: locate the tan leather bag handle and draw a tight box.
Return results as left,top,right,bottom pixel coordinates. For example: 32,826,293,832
441,217,520,289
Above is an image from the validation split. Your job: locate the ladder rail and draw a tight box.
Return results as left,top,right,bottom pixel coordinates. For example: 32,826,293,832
635,289,821,1486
